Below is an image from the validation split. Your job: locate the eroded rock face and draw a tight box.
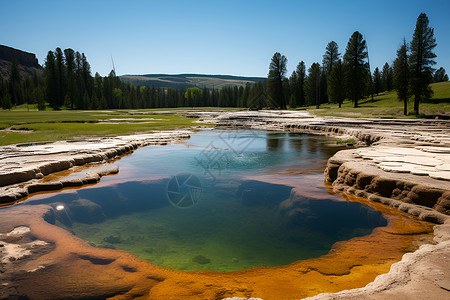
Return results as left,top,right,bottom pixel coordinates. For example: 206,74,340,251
0,45,43,79
326,152,450,222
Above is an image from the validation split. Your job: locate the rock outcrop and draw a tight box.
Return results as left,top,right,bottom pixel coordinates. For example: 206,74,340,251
0,45,43,79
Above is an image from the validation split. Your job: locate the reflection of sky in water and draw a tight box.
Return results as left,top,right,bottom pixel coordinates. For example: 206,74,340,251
112,130,337,185
11,130,387,272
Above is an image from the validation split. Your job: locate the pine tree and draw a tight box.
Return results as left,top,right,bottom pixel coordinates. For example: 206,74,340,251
75,51,83,107
305,62,321,108
322,41,341,75
409,13,437,116
64,48,76,109
296,61,306,107
328,59,345,108
9,59,22,106
288,70,298,108
55,47,66,107
373,67,381,95
81,53,92,96
381,62,393,92
44,51,57,108
433,67,448,82
83,90,91,109
1,93,12,110
393,39,410,116
268,52,287,109
320,66,328,104
0,78,12,109
343,31,368,108
322,41,340,103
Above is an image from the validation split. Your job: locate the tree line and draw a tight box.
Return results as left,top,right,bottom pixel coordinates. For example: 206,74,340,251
0,47,268,110
0,13,447,114
267,13,447,115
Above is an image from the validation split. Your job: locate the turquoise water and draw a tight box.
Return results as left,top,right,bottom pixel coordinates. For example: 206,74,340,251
20,130,387,272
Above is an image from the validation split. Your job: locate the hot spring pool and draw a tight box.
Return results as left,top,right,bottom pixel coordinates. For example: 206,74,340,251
19,130,387,272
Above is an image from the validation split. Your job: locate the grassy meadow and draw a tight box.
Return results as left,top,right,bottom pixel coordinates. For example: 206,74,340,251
308,81,450,118
0,81,448,146
0,110,212,146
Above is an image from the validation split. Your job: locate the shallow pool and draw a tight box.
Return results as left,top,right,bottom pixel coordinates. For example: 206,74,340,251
19,130,387,272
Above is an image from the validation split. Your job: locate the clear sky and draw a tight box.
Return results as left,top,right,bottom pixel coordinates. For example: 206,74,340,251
1,0,449,77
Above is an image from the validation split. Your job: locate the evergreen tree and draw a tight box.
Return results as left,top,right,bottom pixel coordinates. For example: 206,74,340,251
288,70,298,108
381,62,393,91
343,31,369,108
268,52,287,109
1,93,12,110
94,72,103,105
64,48,76,109
373,67,381,95
366,43,374,102
393,39,410,115
75,51,83,107
55,47,66,107
0,77,12,109
322,41,341,75
321,42,340,103
319,66,328,103
305,62,321,108
36,87,46,110
433,67,448,82
409,13,437,116
83,90,91,109
44,51,57,108
296,61,306,107
9,59,22,106
328,59,345,108
241,84,251,107
81,53,92,96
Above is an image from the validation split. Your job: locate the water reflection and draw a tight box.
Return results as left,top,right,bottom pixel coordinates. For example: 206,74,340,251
266,132,286,152
14,130,379,272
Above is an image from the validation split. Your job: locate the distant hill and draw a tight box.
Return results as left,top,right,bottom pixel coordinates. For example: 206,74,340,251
0,45,43,79
120,73,266,89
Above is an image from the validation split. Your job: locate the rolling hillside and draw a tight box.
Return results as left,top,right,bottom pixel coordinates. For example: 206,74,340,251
120,73,265,89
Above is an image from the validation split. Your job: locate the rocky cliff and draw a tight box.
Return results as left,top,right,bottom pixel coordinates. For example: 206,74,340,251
0,45,43,79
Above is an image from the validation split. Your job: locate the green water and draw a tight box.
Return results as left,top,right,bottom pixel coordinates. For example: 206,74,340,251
21,130,387,272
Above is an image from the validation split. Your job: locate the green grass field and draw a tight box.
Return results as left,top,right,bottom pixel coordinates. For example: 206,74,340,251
0,110,211,146
1,82,448,146
308,81,450,118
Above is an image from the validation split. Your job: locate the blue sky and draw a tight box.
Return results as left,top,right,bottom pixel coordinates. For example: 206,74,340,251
1,0,449,77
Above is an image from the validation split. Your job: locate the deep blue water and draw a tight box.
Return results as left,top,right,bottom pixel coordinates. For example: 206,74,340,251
15,130,387,272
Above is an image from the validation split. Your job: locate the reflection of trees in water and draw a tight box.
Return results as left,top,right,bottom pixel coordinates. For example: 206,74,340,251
306,137,318,155
266,133,286,152
288,134,304,153
267,133,345,162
